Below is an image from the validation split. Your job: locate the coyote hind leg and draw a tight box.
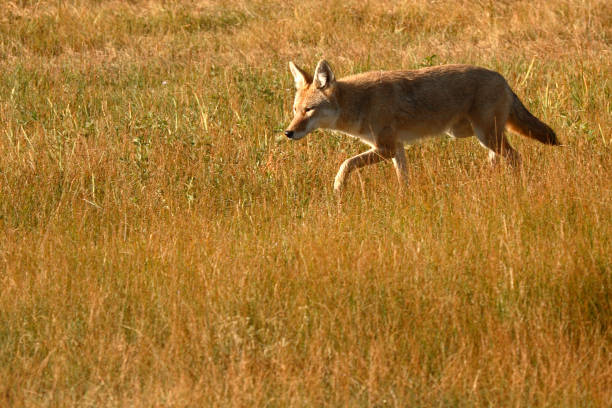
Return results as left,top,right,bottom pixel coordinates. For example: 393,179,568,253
473,119,521,167
448,119,474,138
392,145,409,187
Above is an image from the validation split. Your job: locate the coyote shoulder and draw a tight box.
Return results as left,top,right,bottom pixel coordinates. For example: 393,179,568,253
284,60,559,191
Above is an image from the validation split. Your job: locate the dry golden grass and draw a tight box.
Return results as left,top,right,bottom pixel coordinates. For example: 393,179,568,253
0,0,611,406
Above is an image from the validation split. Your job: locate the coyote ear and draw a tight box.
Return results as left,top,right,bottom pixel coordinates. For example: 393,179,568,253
289,61,311,89
313,59,335,89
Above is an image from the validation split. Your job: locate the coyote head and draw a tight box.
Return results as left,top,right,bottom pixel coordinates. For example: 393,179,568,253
284,60,339,140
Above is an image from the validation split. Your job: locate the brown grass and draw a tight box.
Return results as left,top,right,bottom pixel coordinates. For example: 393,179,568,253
1,0,611,406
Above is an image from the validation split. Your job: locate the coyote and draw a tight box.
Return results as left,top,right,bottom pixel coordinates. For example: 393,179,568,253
284,60,559,191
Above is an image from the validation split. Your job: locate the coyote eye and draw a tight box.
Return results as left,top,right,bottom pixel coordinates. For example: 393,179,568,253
304,107,314,113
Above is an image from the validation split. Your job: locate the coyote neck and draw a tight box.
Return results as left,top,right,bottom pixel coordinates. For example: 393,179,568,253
331,80,369,137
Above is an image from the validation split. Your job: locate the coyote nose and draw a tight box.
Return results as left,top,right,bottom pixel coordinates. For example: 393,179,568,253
284,130,294,139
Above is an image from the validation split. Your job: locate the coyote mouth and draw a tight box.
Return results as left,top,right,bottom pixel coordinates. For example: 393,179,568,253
284,130,306,140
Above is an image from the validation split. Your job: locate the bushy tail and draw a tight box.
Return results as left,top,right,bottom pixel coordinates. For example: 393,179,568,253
507,92,559,145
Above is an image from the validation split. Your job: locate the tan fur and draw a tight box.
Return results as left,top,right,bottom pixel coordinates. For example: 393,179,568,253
285,60,559,192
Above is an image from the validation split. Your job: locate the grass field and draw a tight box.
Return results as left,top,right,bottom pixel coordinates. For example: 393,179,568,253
1,0,611,406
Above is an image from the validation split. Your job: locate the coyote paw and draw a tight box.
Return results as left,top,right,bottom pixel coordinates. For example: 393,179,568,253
333,178,345,193
333,162,349,192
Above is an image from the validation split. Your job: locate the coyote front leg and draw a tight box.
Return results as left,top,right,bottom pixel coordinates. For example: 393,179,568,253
334,148,395,192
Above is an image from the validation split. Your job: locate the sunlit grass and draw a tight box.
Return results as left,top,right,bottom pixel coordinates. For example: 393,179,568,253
0,0,610,406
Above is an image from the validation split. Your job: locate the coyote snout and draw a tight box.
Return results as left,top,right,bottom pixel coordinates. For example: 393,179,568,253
285,59,559,192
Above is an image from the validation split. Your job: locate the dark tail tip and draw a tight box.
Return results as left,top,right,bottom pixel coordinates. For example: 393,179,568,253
546,131,561,146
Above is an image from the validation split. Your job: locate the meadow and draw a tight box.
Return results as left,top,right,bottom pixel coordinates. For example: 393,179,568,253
0,0,611,406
